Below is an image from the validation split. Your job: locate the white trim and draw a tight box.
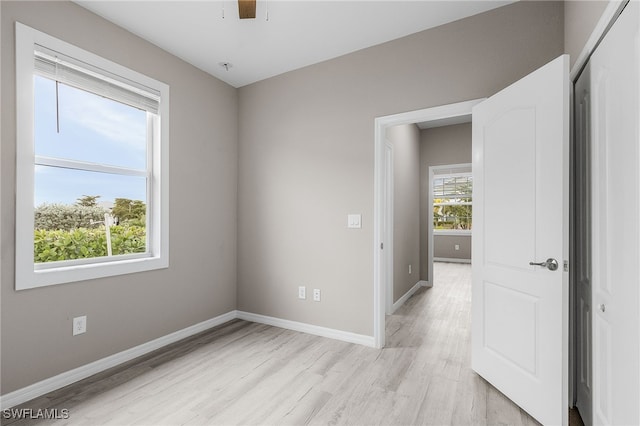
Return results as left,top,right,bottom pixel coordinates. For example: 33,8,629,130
433,201,472,207
35,156,147,177
35,251,150,271
569,0,627,82
433,257,472,264
390,280,423,314
384,141,394,315
374,99,484,349
434,230,472,236
236,311,375,347
0,311,236,410
430,163,472,174
427,167,435,287
419,279,432,288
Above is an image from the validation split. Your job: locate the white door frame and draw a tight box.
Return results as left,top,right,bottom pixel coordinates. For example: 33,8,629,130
373,99,484,348
384,141,394,315
569,0,627,82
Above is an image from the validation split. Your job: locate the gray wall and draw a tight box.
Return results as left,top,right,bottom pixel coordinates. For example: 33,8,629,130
386,124,421,302
434,235,472,261
237,1,564,335
420,123,473,278
1,1,238,394
564,1,609,69
0,0,570,397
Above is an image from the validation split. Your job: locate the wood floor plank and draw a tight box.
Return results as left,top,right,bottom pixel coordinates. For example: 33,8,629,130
6,263,541,426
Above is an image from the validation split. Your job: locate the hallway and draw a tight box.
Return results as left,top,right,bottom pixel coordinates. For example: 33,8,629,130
383,262,539,425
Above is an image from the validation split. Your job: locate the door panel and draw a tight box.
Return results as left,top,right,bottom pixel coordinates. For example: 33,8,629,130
483,281,538,374
484,108,536,270
590,2,640,425
594,319,612,422
472,55,569,426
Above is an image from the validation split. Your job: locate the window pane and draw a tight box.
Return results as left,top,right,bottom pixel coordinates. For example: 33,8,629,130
35,166,146,206
433,204,473,230
455,176,472,196
433,172,473,231
443,177,457,196
34,76,147,170
34,166,147,263
433,178,444,197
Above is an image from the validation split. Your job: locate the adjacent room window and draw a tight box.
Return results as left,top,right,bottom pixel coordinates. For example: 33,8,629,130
432,172,472,234
15,23,169,290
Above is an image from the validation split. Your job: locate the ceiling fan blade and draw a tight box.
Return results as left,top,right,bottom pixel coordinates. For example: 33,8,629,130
238,0,256,19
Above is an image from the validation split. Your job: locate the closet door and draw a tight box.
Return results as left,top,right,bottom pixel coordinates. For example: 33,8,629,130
590,2,640,425
574,61,592,426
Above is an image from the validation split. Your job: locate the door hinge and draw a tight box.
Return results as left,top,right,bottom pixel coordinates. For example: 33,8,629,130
563,260,569,272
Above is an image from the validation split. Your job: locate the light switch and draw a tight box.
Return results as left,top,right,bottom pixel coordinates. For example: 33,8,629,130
347,214,362,229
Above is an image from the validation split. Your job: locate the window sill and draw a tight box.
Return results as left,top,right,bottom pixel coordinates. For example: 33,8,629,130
434,230,472,237
17,255,168,291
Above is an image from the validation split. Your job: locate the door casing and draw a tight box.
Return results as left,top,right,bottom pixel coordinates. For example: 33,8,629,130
373,99,483,348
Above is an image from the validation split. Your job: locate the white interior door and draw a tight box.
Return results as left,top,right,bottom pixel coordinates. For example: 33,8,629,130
589,2,640,424
472,55,569,426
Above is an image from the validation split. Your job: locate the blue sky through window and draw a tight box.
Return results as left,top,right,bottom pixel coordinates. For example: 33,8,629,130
34,76,147,206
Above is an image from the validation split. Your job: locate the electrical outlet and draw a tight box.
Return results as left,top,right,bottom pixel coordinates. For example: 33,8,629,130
313,289,321,302
73,316,87,336
298,286,306,300
454,244,460,251
409,264,412,274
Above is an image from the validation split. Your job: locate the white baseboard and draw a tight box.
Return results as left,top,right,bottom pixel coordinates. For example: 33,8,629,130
1,309,377,409
433,257,471,264
0,310,237,410
419,279,432,288
236,311,375,347
390,280,423,314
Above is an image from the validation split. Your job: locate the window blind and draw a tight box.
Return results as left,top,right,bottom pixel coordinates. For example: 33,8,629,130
34,44,160,114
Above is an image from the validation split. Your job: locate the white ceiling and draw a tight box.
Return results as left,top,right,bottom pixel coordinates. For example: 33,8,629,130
75,1,515,88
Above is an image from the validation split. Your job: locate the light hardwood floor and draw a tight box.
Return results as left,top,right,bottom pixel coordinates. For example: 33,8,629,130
6,263,542,425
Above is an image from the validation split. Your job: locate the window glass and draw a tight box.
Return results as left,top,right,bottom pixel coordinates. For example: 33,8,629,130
33,79,149,264
34,76,147,170
433,174,472,231
34,166,147,207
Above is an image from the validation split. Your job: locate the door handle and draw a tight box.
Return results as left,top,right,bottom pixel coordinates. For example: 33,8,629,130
529,258,559,271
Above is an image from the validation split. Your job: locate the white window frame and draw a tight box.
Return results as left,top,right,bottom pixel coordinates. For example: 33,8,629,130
430,164,472,236
15,23,169,290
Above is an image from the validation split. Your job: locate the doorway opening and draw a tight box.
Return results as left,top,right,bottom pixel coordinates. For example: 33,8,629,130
373,99,483,348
